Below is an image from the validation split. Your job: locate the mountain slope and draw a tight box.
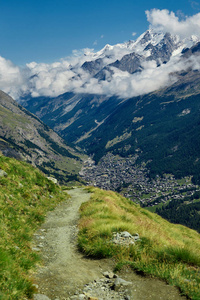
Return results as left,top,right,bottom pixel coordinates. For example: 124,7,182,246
80,71,200,183
22,92,123,144
0,90,85,182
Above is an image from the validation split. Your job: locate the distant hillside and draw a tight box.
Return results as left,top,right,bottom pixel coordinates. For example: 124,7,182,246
0,90,86,183
155,191,200,232
21,92,122,144
81,78,200,184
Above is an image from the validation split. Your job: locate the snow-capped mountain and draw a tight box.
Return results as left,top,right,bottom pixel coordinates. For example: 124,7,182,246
81,29,199,77
3,28,196,101
22,28,200,146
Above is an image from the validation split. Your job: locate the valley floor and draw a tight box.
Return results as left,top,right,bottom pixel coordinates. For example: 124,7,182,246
32,188,187,300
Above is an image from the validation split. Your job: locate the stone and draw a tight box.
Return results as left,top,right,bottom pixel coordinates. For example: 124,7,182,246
31,247,41,252
113,277,132,291
114,232,120,240
32,284,39,289
114,277,132,285
47,176,58,184
103,271,115,279
134,233,140,241
78,294,86,300
33,294,51,300
0,169,7,177
120,231,132,238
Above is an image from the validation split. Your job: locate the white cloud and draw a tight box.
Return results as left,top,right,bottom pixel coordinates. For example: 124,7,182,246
0,56,27,99
146,9,200,38
1,9,200,101
132,32,137,37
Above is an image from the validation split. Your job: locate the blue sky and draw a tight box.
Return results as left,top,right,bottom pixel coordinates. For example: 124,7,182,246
0,0,199,65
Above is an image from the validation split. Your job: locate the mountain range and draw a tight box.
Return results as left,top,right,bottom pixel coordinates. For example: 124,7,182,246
19,29,200,185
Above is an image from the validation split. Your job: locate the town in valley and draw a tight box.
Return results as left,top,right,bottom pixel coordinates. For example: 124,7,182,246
79,153,199,209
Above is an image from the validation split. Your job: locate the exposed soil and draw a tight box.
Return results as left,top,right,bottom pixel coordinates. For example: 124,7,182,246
32,188,187,300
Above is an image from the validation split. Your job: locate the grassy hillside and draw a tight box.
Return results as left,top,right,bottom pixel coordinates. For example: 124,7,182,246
78,187,200,300
0,154,68,299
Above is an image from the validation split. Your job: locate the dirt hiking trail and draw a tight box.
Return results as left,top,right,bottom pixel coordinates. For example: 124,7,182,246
32,188,187,300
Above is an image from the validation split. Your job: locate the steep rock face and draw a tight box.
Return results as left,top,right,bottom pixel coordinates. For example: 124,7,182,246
109,52,143,74
0,90,85,182
82,58,105,75
146,32,176,64
182,41,200,57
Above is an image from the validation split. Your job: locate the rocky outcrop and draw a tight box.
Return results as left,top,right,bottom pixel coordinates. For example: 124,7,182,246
111,231,140,246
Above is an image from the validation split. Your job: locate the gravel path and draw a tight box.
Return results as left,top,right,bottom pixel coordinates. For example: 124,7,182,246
32,188,115,299
32,188,187,300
